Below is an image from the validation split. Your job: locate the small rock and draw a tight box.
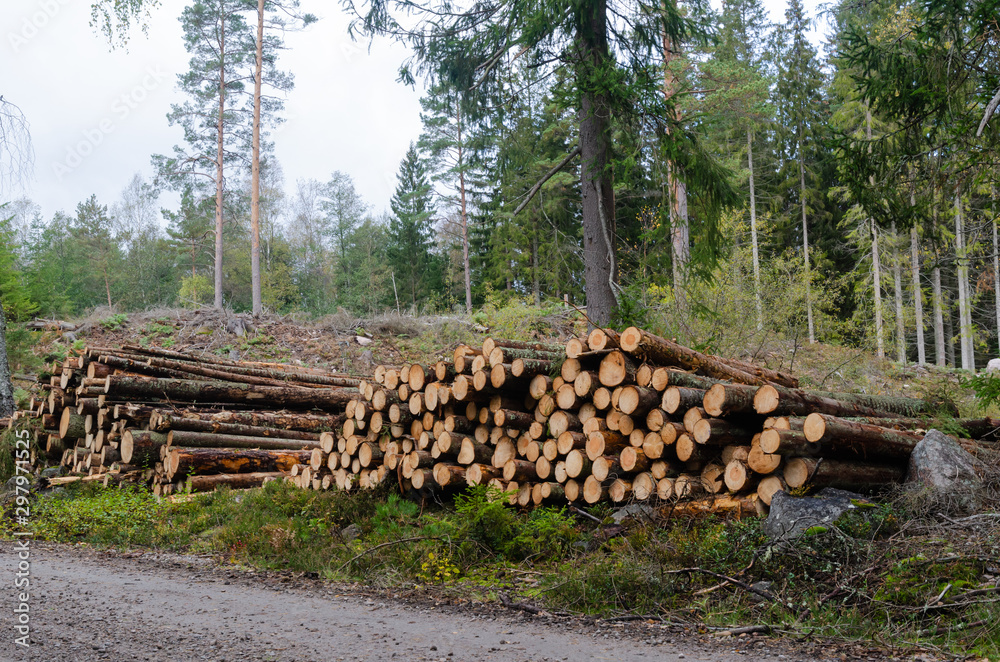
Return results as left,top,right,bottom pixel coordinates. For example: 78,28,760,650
749,581,773,603
906,429,985,514
763,488,867,541
355,336,373,346
340,524,362,543
611,503,655,524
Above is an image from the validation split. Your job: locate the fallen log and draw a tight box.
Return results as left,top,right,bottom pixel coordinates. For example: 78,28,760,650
754,384,953,418
186,471,287,493
104,376,356,411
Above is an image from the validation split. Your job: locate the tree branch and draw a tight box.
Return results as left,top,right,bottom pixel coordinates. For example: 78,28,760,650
511,146,581,217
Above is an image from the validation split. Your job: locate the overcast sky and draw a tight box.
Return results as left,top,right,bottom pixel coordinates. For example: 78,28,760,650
2,0,826,225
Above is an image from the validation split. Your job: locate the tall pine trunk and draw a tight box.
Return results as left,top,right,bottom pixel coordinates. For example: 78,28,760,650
911,226,926,365
249,0,265,316
576,0,616,327
0,302,14,418
663,7,688,305
993,185,1000,356
932,264,946,367
748,130,762,331
457,106,472,313
955,191,974,370
891,222,905,363
872,219,885,358
213,13,227,310
799,136,814,343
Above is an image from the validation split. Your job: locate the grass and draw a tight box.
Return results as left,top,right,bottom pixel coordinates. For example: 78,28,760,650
3,480,998,657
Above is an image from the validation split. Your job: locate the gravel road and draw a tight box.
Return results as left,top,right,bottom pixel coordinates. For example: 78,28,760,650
0,541,908,662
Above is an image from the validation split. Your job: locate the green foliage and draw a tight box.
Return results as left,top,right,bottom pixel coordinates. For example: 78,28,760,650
452,486,579,561
178,273,213,307
24,484,164,546
100,313,129,330
961,373,1000,411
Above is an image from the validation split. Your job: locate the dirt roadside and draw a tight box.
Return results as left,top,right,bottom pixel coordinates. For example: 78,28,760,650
0,541,924,662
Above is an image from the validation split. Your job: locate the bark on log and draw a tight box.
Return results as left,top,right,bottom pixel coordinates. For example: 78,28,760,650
702,383,759,418
655,495,764,518
152,414,324,441
692,418,757,446
121,430,168,466
783,457,906,491
754,384,953,418
166,448,312,480
104,376,356,411
187,471,286,493
619,327,782,386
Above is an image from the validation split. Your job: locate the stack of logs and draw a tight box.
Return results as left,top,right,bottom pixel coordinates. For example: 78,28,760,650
9,326,998,513
330,327,998,515
7,344,356,495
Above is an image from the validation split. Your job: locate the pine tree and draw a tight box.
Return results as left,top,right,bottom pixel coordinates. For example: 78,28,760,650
388,144,436,308
773,0,828,343
154,0,257,310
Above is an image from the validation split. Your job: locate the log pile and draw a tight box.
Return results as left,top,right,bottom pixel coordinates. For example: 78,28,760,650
7,345,355,495
9,325,999,515
320,327,998,514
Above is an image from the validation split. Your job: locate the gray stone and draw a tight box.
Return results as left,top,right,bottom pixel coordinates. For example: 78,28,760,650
906,429,984,514
611,503,655,524
340,523,362,543
763,488,866,541
749,581,774,603
986,358,1000,373
41,466,63,479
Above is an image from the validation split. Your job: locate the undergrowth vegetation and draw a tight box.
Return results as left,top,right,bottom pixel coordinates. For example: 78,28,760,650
3,480,998,657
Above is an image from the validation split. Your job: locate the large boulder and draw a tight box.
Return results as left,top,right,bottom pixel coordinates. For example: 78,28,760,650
985,358,1000,373
763,488,868,542
906,429,985,514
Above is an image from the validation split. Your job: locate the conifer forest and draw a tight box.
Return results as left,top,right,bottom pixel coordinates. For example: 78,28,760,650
2,0,1000,368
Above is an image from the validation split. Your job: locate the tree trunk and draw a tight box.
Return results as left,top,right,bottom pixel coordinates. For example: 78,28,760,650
912,226,926,365
576,0,617,327
532,225,540,306
800,136,814,343
0,302,14,417
748,130,763,331
214,14,226,310
932,261,946,367
872,219,885,358
457,105,472,313
955,191,974,370
891,223,906,362
664,15,688,305
249,0,265,316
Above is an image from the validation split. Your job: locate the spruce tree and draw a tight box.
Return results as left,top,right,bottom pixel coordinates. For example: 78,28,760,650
388,144,436,308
